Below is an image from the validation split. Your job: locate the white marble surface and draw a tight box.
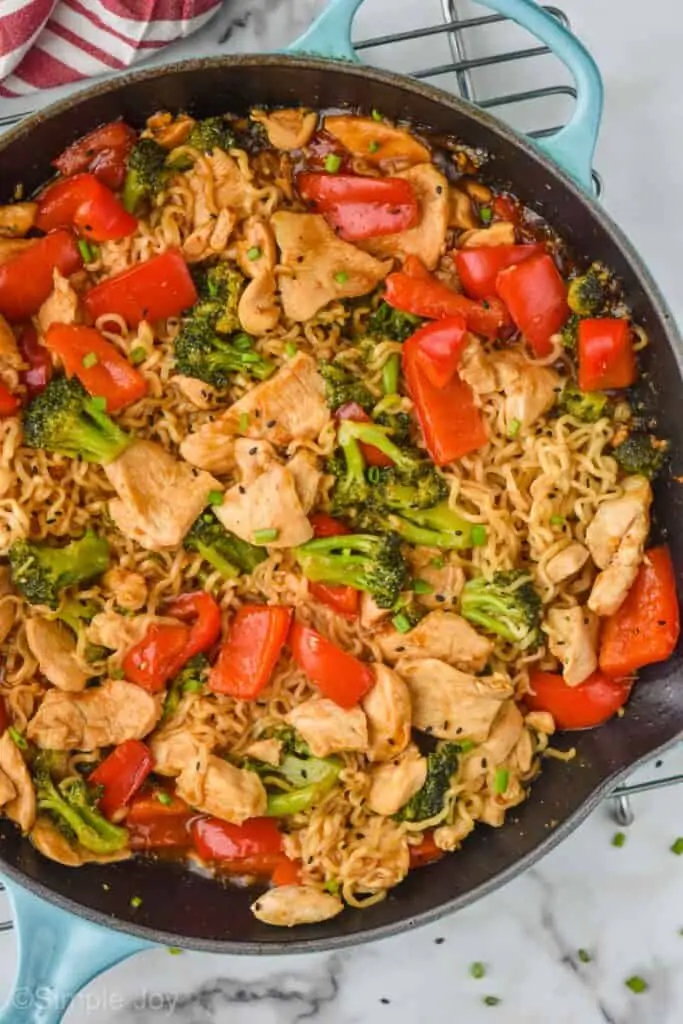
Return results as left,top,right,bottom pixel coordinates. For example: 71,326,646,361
1,1,683,1020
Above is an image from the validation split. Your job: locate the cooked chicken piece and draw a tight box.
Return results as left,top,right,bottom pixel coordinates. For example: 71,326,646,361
287,449,322,514
511,727,534,773
324,115,430,166
458,222,516,248
25,618,91,692
433,817,476,852
0,768,16,806
0,567,13,597
0,202,37,238
192,353,330,450
102,568,147,612
479,778,526,826
377,611,493,673
449,187,478,230
273,212,391,321
414,561,465,611
174,375,217,410
150,729,207,777
86,610,157,655
30,815,131,867
362,664,412,762
546,605,599,686
544,542,590,584
37,269,79,335
244,737,283,766
252,107,318,151
214,463,312,548
238,271,280,335
251,885,343,927
458,341,497,397
236,217,278,278
462,701,524,781
587,476,652,616
360,592,392,631
27,679,161,750
105,440,221,551
394,658,513,741
146,111,195,148
0,600,16,646
286,698,368,758
233,437,278,484
367,744,427,817
525,710,555,735
177,755,267,825
360,163,449,270
0,238,36,265
180,427,237,474
495,350,561,430
0,731,35,831
0,314,21,370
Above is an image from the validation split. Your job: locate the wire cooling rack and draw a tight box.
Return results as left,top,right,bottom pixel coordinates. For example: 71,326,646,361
0,4,677,938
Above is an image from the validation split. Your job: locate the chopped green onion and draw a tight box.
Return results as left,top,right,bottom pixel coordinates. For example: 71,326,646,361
371,109,383,122
207,489,223,506
110,667,125,680
8,727,27,751
182,678,203,694
284,342,298,358
470,962,486,979
130,896,142,909
430,556,445,569
168,947,182,955
130,345,147,366
247,246,262,261
334,270,349,284
382,353,400,395
625,976,648,994
392,612,412,634
368,140,381,153
612,831,627,848
471,524,488,547
232,332,253,351
239,412,250,433
90,395,107,412
671,837,683,855
550,514,566,527
458,739,475,753
412,579,434,595
367,466,381,484
323,878,341,895
480,206,493,224
156,791,173,806
508,418,521,438
77,239,99,262
82,352,99,369
324,153,342,173
253,528,279,544
493,767,509,795
482,996,500,1007
578,949,592,963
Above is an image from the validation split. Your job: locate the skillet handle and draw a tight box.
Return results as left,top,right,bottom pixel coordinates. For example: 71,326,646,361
288,0,602,192
0,879,153,1024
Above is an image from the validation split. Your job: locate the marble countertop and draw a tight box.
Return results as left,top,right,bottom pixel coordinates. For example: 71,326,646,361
1,1,683,1021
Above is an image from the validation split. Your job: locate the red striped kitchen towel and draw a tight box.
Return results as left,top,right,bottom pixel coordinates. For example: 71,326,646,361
0,0,222,98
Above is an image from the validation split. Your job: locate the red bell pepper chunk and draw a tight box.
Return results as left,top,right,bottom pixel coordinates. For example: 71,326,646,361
297,172,419,240
525,670,632,730
409,831,445,868
403,333,487,465
495,252,569,357
577,317,636,392
0,382,19,418
455,243,544,300
412,315,469,389
599,546,680,678
44,323,148,412
271,857,303,886
209,605,293,700
53,120,136,189
36,173,138,242
336,402,393,467
89,740,153,820
309,581,360,618
126,790,194,850
17,324,52,399
83,249,198,328
384,267,509,339
166,591,222,663
0,230,82,323
191,816,283,863
492,193,520,225
289,621,374,708
309,513,352,538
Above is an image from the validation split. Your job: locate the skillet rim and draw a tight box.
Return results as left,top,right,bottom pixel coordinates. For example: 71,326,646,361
1,52,681,954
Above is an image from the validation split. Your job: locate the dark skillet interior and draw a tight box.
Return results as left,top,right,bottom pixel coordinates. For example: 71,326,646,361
1,56,682,953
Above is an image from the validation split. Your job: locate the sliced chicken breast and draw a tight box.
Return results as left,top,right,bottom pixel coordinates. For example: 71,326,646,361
361,664,412,762
587,475,652,616
286,698,368,758
27,679,162,750
377,611,493,673
214,463,312,548
546,605,599,686
367,744,427,816
25,617,91,692
251,885,343,927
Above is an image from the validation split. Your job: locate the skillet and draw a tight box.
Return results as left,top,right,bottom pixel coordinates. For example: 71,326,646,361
0,1,682,1019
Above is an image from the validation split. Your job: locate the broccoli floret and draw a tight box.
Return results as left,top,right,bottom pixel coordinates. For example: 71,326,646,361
329,429,370,516
613,433,669,479
246,741,341,817
560,313,579,351
359,502,474,551
460,570,543,650
184,510,267,578
34,757,128,855
163,653,210,720
367,301,422,342
9,532,110,608
122,137,169,214
186,116,235,154
396,743,459,823
191,262,246,335
567,262,611,317
174,319,274,390
319,362,374,413
391,595,426,632
559,383,609,423
337,420,429,483
371,469,449,512
295,532,407,609
374,409,413,445
23,376,132,464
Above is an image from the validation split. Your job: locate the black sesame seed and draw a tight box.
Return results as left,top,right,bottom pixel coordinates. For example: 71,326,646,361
395,646,405,653
435,937,445,944
266,419,277,428
380,998,391,1005
436,595,446,603
481,758,488,768
249,447,258,455
238,486,246,495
